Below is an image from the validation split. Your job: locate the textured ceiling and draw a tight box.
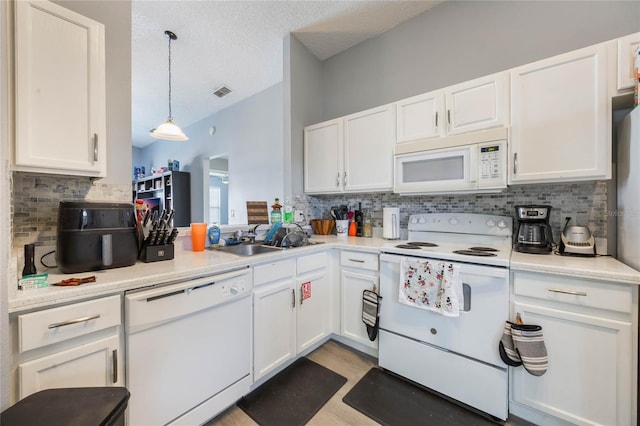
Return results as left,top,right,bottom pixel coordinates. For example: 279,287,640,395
132,0,441,148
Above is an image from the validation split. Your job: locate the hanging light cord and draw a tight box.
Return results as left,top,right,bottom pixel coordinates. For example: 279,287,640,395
167,31,173,121
163,30,178,121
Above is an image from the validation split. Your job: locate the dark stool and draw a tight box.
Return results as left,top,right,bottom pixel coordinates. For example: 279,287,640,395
1,387,130,426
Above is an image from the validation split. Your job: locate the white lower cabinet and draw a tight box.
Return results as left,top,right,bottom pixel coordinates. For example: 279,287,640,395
509,271,637,426
253,276,297,381
296,268,330,353
19,335,121,399
14,294,123,400
340,251,379,352
253,252,331,382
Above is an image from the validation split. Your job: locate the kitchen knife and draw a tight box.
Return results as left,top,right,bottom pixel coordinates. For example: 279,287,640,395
167,228,179,244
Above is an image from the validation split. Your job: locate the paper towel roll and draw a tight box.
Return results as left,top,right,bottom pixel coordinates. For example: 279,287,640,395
383,208,400,239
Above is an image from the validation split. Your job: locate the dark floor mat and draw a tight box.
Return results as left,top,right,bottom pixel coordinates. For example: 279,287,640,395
343,367,501,426
237,357,347,426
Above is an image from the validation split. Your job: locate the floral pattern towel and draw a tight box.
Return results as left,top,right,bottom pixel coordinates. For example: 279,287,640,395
399,258,463,317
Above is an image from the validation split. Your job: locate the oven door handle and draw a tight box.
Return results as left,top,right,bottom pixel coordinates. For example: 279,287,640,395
379,253,508,279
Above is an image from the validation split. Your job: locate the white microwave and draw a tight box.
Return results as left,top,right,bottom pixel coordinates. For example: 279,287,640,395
394,129,508,195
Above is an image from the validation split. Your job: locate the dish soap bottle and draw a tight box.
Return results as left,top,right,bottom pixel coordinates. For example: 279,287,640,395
283,198,293,224
271,198,282,224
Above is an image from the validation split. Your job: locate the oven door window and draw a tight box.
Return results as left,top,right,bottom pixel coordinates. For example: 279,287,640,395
394,147,476,193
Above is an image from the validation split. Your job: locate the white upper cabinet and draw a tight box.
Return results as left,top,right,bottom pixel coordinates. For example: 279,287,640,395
14,0,106,177
396,72,508,144
343,104,395,192
304,104,395,194
445,72,509,135
509,42,611,184
616,32,640,91
304,118,343,193
396,90,443,142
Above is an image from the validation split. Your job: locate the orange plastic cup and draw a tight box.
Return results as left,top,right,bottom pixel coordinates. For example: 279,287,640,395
190,223,207,251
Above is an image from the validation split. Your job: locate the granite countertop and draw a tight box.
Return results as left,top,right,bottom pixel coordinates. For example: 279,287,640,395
510,250,640,285
8,236,387,314
10,235,640,314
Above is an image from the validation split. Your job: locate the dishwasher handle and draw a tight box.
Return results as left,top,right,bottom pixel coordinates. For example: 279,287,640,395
129,266,250,303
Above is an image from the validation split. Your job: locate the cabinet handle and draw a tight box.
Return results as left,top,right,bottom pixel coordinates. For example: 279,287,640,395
336,172,340,187
291,289,296,308
434,111,438,132
348,258,365,263
513,152,518,175
112,349,118,383
93,133,98,162
48,314,100,329
300,285,304,306
447,109,451,128
547,288,587,297
343,172,347,187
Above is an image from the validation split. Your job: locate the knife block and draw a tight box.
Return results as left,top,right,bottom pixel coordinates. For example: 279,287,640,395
140,243,174,263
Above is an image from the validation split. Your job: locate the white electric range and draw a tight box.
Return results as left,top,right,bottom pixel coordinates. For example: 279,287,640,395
378,212,513,421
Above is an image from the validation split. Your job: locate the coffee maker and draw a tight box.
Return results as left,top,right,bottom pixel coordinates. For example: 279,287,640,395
514,205,554,254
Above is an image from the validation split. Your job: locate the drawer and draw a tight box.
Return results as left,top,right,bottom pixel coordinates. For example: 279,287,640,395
512,272,633,314
297,251,327,275
254,258,295,286
19,294,122,353
340,250,378,271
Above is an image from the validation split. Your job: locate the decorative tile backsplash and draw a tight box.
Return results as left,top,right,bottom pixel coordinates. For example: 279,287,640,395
12,172,131,250
12,171,610,253
295,181,610,243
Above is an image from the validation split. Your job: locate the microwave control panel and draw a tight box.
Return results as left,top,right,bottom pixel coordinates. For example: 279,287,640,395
479,144,503,180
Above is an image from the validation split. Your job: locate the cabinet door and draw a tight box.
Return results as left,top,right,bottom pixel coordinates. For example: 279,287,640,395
304,119,343,194
19,334,122,399
14,0,106,177
511,301,633,426
445,72,508,135
617,32,640,91
253,280,296,380
396,90,444,143
340,269,378,350
510,43,611,184
343,104,395,192
296,270,331,353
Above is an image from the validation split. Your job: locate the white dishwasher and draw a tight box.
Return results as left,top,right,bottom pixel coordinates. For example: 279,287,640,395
125,267,252,426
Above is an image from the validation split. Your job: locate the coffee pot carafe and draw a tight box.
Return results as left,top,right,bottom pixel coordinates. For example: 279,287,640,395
514,205,554,254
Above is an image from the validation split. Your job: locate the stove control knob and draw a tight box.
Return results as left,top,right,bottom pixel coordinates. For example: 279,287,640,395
486,219,496,227
497,219,508,229
418,217,426,224
449,217,458,225
410,217,418,224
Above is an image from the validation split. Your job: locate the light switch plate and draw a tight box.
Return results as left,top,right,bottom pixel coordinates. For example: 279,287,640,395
294,210,305,223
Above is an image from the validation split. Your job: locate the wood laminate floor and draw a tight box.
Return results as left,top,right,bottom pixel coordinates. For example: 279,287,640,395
210,339,532,425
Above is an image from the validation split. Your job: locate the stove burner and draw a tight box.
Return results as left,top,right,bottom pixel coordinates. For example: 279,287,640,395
452,249,498,257
395,244,422,249
468,247,499,252
406,241,439,247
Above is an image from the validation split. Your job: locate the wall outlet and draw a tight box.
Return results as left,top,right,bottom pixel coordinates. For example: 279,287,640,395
294,210,305,223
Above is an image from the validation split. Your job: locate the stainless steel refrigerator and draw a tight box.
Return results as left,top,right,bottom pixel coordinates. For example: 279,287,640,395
617,106,640,271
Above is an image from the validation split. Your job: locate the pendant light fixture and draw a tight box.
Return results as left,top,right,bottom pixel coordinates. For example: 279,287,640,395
150,30,188,141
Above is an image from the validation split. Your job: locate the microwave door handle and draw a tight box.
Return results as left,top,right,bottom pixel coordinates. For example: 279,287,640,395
468,146,479,184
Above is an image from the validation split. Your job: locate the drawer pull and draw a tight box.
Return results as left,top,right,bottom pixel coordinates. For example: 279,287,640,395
348,258,365,263
547,288,587,297
48,314,101,329
112,349,118,383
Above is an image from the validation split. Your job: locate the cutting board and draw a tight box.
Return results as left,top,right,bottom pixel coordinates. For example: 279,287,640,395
246,201,269,224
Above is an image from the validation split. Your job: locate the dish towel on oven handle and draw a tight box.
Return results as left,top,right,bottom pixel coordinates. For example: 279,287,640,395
399,258,463,317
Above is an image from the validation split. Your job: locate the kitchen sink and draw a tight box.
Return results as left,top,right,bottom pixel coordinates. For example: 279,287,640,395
212,240,324,257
